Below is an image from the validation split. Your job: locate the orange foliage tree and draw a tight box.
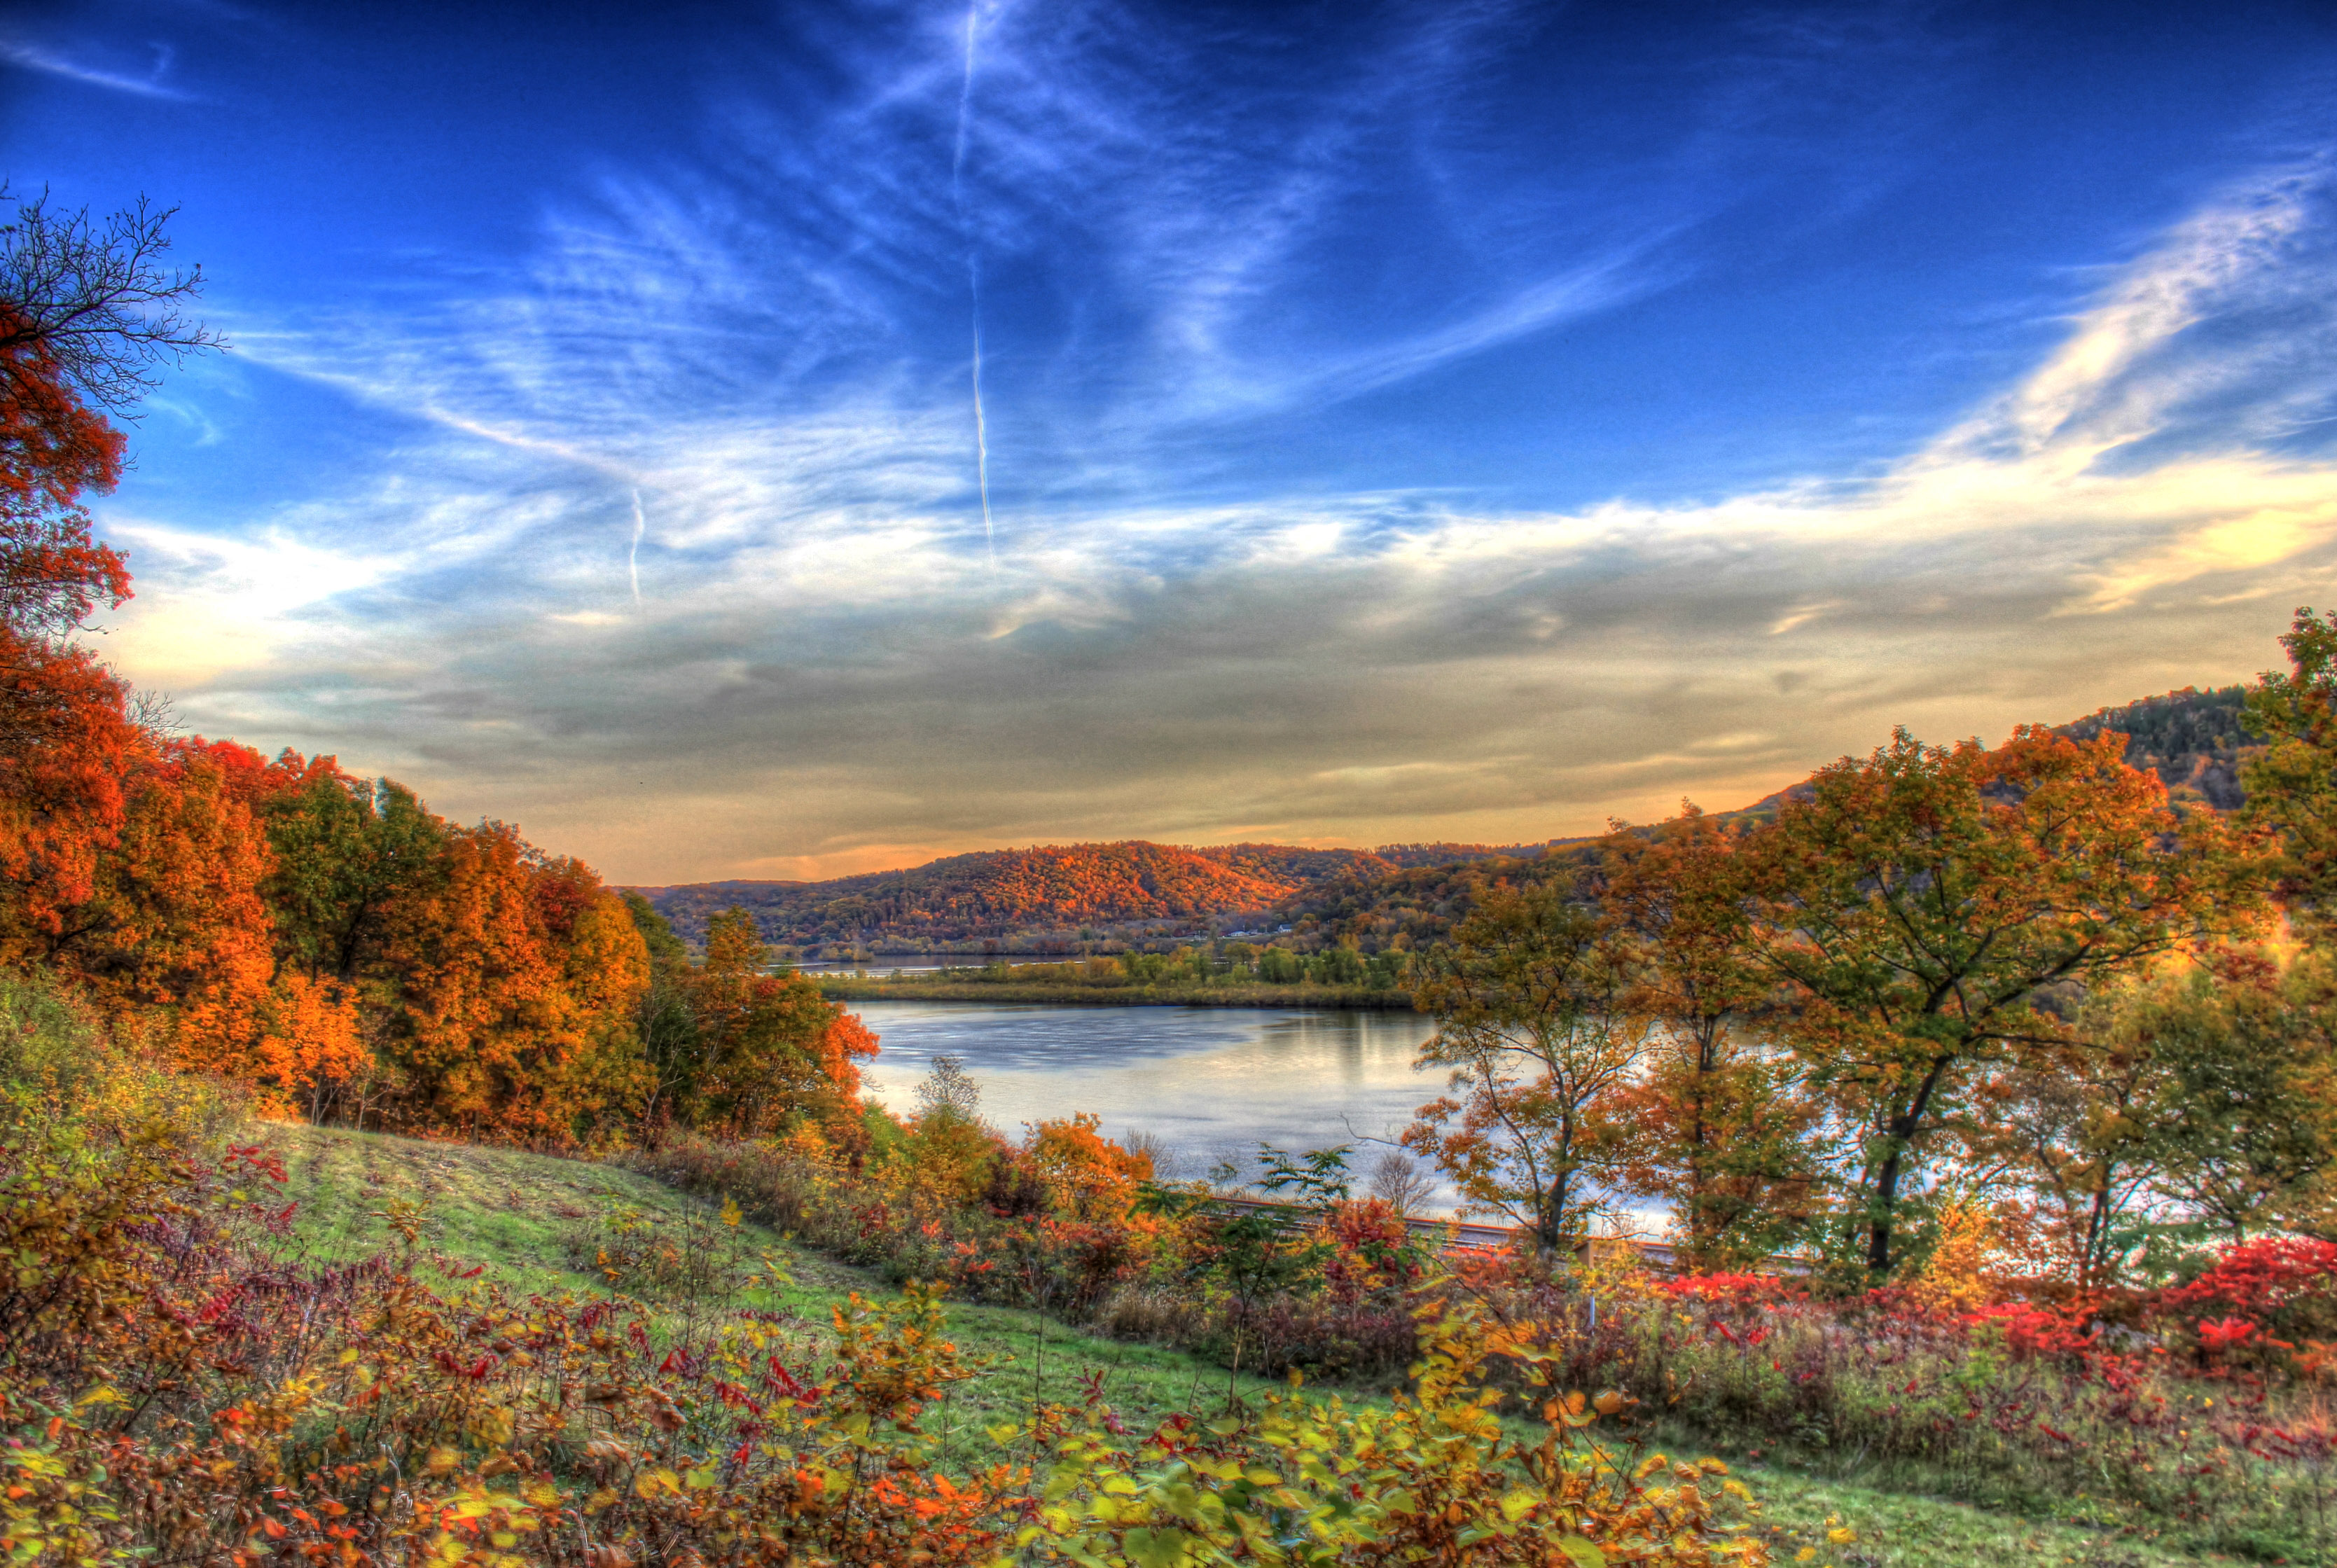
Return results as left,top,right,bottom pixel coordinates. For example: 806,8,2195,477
1598,807,1822,1268
1741,726,2266,1278
679,908,875,1141
0,634,140,950
1022,1111,1155,1220
368,821,649,1146
0,298,130,640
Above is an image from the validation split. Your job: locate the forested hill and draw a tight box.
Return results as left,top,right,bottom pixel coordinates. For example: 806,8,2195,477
644,688,2254,953
2055,685,2254,807
642,839,1554,948
1718,685,2256,821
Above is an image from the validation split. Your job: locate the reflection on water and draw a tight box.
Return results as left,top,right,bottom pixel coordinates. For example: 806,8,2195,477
793,957,1050,975
849,1001,1447,1201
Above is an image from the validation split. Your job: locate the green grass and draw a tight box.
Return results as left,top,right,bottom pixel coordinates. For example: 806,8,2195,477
256,1123,1291,1465
256,1123,2263,1564
1718,1459,2256,1568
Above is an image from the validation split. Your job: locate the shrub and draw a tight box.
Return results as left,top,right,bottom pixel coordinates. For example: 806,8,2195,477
0,1116,1768,1565
0,964,239,1144
2157,1236,2337,1349
1450,1261,2337,1558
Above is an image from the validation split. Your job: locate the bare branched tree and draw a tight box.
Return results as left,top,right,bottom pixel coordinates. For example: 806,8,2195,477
0,184,224,415
914,1053,982,1124
1366,1149,1438,1217
126,687,182,742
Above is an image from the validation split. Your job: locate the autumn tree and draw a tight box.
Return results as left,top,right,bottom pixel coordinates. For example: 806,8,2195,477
0,307,124,640
0,186,216,642
1598,807,1819,1267
679,908,875,1140
1962,1028,2164,1292
2242,606,2337,934
244,969,367,1123
1023,1111,1156,1221
1403,877,1649,1249
0,640,141,955
2117,953,2337,1242
1743,726,2261,1279
367,821,651,1146
890,1053,1003,1202
0,188,216,966
63,746,275,1018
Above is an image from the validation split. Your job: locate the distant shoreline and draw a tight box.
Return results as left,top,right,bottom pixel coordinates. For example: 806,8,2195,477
810,977,1419,1011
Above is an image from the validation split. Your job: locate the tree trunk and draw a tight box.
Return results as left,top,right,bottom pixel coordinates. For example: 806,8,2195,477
1539,1172,1569,1251
1866,1141,1903,1275
2082,1184,2114,1290
1866,1056,1956,1277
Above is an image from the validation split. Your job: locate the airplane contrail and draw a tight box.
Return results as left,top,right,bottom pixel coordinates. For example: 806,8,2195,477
629,490,646,607
954,0,997,567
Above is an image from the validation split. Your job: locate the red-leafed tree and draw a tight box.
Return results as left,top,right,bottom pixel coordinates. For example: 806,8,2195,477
1,186,215,643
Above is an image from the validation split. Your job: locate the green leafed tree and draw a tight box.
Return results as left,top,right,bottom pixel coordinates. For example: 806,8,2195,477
1403,877,1648,1250
2121,954,2337,1244
1743,725,2263,1280
260,771,445,983
2243,606,2337,934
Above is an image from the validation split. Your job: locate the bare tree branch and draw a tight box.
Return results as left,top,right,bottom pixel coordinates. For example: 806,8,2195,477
0,183,225,415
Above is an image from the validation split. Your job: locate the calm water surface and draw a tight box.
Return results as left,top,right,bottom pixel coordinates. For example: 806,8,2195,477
849,1001,1445,1197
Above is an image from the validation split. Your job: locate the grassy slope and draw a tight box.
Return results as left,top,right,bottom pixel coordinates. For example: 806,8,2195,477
812,978,1413,1009
257,1124,2235,1567
258,1123,1277,1466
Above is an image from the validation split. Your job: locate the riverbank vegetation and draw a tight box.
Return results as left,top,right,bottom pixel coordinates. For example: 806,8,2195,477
11,190,2337,1562
814,946,1414,1008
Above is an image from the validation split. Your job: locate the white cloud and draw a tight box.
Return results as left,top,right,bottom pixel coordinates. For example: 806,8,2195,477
0,36,189,99
95,15,2337,880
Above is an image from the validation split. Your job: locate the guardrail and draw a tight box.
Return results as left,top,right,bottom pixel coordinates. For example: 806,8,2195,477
1212,1196,1684,1270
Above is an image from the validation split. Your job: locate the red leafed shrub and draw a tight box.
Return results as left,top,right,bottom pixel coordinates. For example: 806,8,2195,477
2197,1315,2263,1353
1957,1300,2103,1362
1656,1272,1806,1305
2163,1238,2337,1323
1317,1197,1424,1305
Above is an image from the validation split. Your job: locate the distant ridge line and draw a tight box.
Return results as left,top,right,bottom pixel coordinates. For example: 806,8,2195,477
636,685,2250,949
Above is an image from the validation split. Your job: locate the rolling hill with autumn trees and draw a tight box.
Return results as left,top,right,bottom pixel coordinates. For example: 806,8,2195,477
639,838,1560,948
644,686,2256,957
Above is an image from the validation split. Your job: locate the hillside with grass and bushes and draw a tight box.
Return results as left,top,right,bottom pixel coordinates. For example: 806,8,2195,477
1,969,2324,1566
0,971,1794,1565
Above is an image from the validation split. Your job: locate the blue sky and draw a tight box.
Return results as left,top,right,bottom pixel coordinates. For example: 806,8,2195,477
6,0,2337,882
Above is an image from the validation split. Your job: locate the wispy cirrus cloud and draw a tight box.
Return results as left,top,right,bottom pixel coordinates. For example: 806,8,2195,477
89,4,2337,881
0,34,188,99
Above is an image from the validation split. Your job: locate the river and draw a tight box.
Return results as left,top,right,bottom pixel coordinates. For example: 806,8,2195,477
847,1000,1451,1202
